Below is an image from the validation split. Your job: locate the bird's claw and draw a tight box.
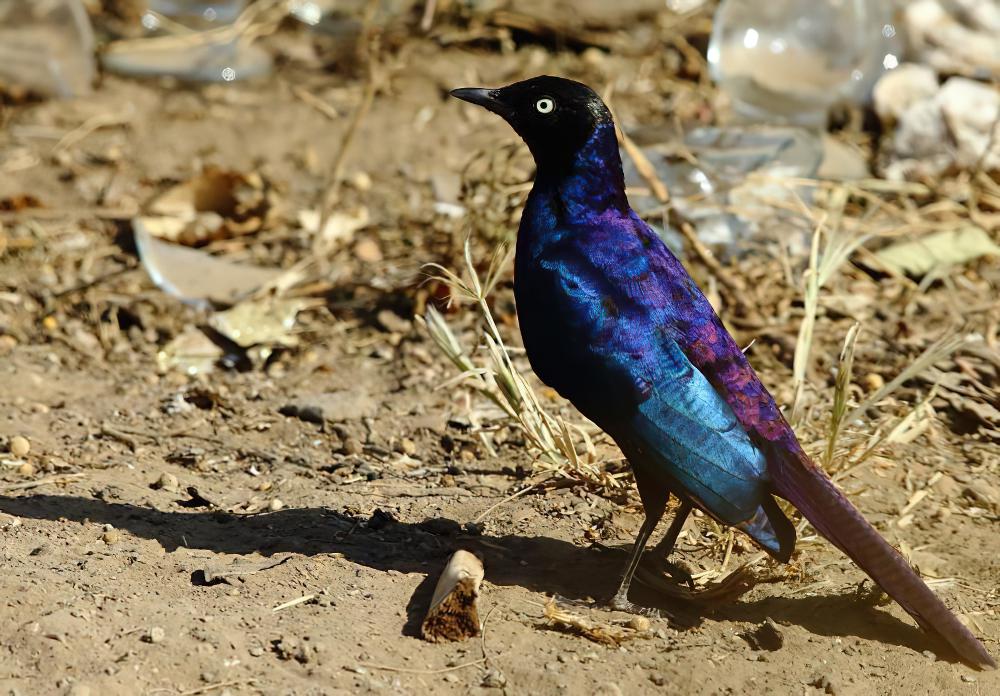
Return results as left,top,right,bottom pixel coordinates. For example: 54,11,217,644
550,593,669,621
608,592,669,620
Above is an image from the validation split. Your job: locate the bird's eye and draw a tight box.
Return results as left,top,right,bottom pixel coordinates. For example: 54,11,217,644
535,97,555,114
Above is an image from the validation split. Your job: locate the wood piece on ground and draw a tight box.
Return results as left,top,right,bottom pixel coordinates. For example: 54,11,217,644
421,549,484,642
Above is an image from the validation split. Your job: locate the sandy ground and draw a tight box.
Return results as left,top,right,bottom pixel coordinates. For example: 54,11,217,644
1,4,999,695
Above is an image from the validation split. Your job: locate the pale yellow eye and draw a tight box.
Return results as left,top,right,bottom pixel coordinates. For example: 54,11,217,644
535,98,555,114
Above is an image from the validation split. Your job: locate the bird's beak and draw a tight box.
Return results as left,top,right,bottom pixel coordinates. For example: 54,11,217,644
450,87,509,117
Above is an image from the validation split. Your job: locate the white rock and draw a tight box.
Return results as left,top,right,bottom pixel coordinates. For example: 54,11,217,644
882,75,1000,180
905,0,1000,78
938,77,1000,170
873,63,939,123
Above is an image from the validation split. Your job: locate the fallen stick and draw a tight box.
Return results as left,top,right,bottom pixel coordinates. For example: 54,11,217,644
421,550,484,642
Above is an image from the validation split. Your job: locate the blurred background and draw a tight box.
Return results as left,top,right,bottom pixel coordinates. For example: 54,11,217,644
0,1,998,694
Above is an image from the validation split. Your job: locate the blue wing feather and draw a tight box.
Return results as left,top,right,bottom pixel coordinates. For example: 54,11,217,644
629,340,768,524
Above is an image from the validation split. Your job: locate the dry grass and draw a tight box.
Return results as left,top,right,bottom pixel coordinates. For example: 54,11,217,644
420,240,620,490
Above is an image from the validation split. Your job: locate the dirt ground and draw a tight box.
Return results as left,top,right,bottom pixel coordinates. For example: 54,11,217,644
2,3,999,695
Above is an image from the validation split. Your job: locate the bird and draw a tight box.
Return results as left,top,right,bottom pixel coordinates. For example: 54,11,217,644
450,75,995,670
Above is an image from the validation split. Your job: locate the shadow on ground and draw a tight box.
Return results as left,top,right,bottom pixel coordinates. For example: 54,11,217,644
1,493,948,662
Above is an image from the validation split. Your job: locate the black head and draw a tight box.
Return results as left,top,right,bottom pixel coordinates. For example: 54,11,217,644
451,75,613,170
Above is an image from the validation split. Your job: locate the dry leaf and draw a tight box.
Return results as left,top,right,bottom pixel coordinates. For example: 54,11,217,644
874,227,1000,276
210,298,315,348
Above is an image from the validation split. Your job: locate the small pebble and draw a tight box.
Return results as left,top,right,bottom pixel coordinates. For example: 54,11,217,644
863,373,884,391
153,472,179,492
349,171,372,191
102,530,121,545
354,238,382,263
343,438,363,456
18,461,35,476
269,498,285,512
144,626,165,644
10,435,30,458
399,437,417,456
627,616,650,632
961,674,976,683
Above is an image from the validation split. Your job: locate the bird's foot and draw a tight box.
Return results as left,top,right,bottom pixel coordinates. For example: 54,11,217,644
550,593,669,621
607,590,669,620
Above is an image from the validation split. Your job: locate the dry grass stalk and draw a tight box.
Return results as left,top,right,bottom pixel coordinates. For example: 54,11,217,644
635,562,758,606
422,550,485,643
843,333,967,426
824,322,860,470
542,598,646,647
421,240,608,485
790,186,870,425
314,0,382,260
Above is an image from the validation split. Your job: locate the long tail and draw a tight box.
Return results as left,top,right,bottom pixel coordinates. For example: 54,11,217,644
768,446,995,670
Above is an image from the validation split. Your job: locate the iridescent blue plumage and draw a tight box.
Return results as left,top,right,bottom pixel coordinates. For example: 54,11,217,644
450,76,994,669
514,121,789,558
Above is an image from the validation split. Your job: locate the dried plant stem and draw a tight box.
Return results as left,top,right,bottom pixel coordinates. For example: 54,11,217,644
314,0,381,259
790,186,868,425
421,240,605,483
824,322,860,470
843,334,966,426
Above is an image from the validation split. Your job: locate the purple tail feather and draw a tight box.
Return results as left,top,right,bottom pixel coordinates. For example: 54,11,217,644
769,448,995,670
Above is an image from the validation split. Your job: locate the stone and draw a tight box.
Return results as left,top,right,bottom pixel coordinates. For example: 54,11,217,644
354,238,382,263
152,472,179,492
9,435,30,458
873,63,939,123
280,392,378,424
627,616,650,632
744,618,784,651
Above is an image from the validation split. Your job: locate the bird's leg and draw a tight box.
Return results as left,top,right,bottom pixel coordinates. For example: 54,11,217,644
607,507,665,617
647,501,695,589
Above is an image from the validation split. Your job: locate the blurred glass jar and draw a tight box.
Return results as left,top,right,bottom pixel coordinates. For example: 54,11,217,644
147,0,246,29
0,0,96,98
708,0,903,126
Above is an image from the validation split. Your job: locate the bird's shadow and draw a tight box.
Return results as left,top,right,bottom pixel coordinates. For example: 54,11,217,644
0,494,951,662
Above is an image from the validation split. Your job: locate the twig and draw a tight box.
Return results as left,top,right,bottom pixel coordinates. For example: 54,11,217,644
314,0,381,258
100,424,139,452
673,218,746,299
616,125,670,204
291,85,340,121
178,680,257,696
272,594,316,612
420,0,438,31
474,476,550,523
53,108,134,153
1,473,86,492
359,658,486,675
